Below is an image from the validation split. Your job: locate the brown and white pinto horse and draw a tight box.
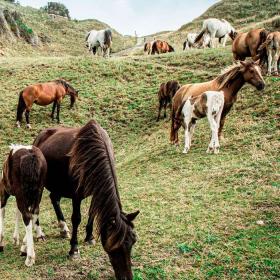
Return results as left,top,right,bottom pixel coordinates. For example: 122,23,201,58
157,80,181,121
16,80,79,129
151,40,174,54
33,120,139,280
170,60,265,145
0,144,47,267
232,28,268,61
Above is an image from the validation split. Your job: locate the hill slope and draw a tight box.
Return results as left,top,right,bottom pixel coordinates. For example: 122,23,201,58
0,0,135,56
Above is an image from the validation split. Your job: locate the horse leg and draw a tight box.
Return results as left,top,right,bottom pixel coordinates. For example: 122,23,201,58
189,120,196,147
222,34,228,47
157,99,163,121
56,100,61,124
51,101,57,120
33,217,45,241
273,51,279,75
69,198,81,259
0,191,9,252
21,212,35,267
25,109,31,129
210,32,216,48
267,50,272,75
49,193,70,238
183,123,191,154
174,121,182,146
207,114,219,154
13,208,21,246
84,217,95,245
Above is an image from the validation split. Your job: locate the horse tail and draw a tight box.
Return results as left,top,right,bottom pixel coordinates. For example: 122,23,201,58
168,44,175,52
194,22,206,44
104,29,112,46
85,31,90,42
176,99,188,120
16,90,26,122
20,151,42,205
183,41,187,50
144,42,148,52
151,41,157,54
260,29,269,45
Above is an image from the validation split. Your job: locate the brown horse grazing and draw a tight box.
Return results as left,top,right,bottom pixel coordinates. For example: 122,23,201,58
170,60,265,145
232,28,268,61
16,80,79,129
151,40,174,54
157,80,181,121
33,120,139,280
0,144,47,267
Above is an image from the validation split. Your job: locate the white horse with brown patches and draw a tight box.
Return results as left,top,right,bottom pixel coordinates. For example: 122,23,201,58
176,91,224,154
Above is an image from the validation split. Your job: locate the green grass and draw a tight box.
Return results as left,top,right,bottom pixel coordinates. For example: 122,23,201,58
0,46,279,280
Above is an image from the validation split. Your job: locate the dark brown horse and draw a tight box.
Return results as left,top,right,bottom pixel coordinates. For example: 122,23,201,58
170,60,265,145
33,120,139,280
232,28,268,61
16,80,79,129
0,145,47,267
157,80,181,121
151,40,174,54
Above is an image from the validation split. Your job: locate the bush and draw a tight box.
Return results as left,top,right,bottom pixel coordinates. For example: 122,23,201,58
42,2,70,19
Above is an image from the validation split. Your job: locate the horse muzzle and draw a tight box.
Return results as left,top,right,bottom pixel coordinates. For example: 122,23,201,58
256,82,265,91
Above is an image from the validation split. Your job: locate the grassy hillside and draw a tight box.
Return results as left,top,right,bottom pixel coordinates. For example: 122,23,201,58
0,0,135,56
151,0,280,51
0,47,279,279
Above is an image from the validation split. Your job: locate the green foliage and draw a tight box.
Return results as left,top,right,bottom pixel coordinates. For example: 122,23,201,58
42,1,70,19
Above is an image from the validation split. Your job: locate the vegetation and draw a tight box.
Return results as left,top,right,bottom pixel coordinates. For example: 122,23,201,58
0,0,279,279
41,2,70,19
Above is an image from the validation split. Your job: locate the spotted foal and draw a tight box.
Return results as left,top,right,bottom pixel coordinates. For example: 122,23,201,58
178,91,224,154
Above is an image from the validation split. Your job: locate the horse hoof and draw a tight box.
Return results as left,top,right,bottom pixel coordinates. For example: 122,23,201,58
13,237,20,246
25,256,35,267
20,251,27,257
182,149,188,154
26,124,32,129
0,246,4,252
37,235,46,242
16,121,21,128
68,250,80,260
84,238,96,246
60,230,70,239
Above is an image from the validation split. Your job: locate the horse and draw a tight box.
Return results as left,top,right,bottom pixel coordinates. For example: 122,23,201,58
258,31,280,75
170,60,265,145
176,91,224,154
16,80,78,129
183,32,210,50
0,144,47,267
194,18,237,48
157,80,181,121
33,120,139,280
144,41,154,55
86,29,112,57
151,40,174,54
232,28,268,61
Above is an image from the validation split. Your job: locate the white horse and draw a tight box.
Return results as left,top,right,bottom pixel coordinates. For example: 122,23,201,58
85,28,112,57
180,91,224,154
195,18,236,48
264,31,280,75
183,32,210,50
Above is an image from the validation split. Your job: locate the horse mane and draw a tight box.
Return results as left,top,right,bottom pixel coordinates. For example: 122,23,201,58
54,79,76,93
85,31,90,42
104,29,112,45
69,120,127,245
216,62,242,89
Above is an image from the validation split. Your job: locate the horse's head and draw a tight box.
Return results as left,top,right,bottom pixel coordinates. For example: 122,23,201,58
240,60,265,91
229,30,238,40
67,87,79,108
101,211,139,280
168,44,175,52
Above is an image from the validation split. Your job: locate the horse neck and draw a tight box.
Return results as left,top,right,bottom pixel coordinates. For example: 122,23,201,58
222,74,245,103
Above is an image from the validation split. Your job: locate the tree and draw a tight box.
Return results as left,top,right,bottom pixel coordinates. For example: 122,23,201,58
4,0,16,3
42,2,70,19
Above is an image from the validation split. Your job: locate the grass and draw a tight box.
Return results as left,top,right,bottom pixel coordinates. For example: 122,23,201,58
0,46,279,279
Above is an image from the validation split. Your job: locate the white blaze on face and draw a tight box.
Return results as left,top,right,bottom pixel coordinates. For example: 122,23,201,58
10,144,33,155
254,65,265,84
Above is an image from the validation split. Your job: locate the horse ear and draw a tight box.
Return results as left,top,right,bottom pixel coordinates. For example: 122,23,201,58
126,210,140,222
254,59,260,65
240,61,246,67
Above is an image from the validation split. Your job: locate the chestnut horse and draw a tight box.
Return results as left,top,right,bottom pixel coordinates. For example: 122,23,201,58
232,28,268,61
144,41,154,55
151,40,174,54
16,80,79,129
157,80,181,121
0,144,47,267
33,120,139,280
170,60,265,145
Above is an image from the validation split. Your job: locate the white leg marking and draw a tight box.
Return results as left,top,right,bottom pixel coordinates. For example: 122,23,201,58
13,208,20,246
16,121,21,128
59,220,70,238
33,215,45,241
267,50,272,75
25,220,35,267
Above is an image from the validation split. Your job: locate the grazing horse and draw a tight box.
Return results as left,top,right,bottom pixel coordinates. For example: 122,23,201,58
151,40,174,54
183,32,210,50
16,80,78,129
195,18,236,48
258,31,280,75
33,120,139,280
176,91,224,154
157,80,181,121
170,60,265,145
86,29,112,57
0,145,47,267
232,28,268,61
144,41,154,55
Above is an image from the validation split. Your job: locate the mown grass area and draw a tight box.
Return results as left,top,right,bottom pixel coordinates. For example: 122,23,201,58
0,47,279,280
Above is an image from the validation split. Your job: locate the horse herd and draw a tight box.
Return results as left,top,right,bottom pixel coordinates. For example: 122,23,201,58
0,17,277,280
